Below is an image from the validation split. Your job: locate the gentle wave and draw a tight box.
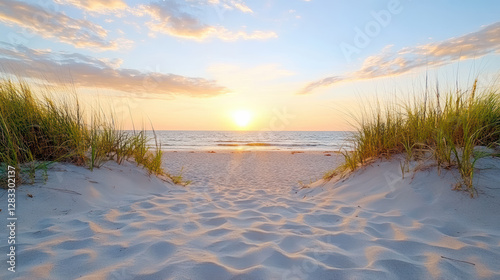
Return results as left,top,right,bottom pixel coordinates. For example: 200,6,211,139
214,140,250,143
217,142,272,147
217,143,322,147
143,131,354,151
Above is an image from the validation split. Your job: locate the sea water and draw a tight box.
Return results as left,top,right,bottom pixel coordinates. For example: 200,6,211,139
143,130,354,151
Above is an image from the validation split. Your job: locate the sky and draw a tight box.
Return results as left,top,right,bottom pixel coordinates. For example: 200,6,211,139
0,0,499,131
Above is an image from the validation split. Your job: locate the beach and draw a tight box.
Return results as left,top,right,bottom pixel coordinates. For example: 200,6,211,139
1,0,499,279
1,151,500,279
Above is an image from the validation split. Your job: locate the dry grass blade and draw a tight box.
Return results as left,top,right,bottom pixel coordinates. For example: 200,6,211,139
325,78,499,197
0,79,174,187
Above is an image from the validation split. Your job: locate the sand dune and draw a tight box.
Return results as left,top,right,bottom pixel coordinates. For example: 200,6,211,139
1,151,499,279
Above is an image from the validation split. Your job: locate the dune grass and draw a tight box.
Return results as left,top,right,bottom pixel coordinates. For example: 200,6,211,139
0,79,184,187
328,79,499,197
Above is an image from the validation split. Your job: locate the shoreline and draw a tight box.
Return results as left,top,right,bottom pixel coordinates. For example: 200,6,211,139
157,147,352,153
163,149,344,154
142,130,354,153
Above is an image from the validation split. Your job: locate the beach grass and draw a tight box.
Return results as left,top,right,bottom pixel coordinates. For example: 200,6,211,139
0,79,175,187
330,78,500,196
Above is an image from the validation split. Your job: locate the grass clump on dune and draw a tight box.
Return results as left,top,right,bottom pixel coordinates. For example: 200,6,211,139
0,79,168,187
333,79,499,197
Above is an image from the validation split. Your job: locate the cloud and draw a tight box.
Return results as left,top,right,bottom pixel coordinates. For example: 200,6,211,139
139,0,276,41
207,0,253,13
299,21,500,94
54,0,128,13
0,43,229,98
298,76,346,95
0,0,129,51
43,0,272,41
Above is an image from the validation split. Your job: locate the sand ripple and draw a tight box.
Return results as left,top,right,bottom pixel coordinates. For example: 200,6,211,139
2,152,500,279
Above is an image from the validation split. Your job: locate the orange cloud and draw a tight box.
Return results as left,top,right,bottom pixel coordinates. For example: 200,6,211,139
54,0,128,13
139,0,276,41
0,43,229,98
299,21,500,94
208,0,253,13
0,0,129,51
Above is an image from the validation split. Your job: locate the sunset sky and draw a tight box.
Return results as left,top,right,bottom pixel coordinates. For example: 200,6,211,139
0,0,499,130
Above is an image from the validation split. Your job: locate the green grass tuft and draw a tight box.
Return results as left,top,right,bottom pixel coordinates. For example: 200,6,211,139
335,78,499,197
0,79,169,187
166,167,191,186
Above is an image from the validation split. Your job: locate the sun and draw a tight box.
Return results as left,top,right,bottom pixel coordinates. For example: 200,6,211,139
232,110,252,128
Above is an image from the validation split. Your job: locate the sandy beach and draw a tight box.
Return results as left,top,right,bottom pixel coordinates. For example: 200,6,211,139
1,0,499,279
1,151,500,280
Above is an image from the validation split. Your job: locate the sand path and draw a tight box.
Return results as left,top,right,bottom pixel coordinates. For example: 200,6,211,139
1,151,499,279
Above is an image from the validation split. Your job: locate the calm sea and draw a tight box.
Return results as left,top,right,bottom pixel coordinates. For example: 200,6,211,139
143,131,354,151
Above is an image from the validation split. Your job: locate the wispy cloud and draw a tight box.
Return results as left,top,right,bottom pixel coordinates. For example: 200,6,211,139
207,0,253,14
0,0,129,51
139,0,276,41
0,43,229,98
299,21,500,94
54,0,128,13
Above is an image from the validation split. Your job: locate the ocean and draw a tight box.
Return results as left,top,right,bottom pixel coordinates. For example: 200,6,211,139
144,130,354,151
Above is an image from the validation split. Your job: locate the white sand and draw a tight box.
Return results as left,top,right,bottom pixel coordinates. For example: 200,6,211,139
1,151,500,279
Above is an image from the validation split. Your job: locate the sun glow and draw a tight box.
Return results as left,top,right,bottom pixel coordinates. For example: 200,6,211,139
232,110,252,128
